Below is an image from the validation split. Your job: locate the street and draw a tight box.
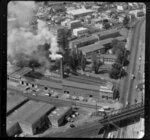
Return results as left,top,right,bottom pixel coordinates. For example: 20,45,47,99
117,18,145,138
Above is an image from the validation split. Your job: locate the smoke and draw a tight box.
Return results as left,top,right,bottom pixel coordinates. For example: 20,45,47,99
7,1,62,74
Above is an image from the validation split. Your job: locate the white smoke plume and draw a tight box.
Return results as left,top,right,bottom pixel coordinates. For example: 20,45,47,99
7,1,62,73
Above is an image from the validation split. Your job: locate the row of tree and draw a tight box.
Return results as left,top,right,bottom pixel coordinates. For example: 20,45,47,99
109,39,130,79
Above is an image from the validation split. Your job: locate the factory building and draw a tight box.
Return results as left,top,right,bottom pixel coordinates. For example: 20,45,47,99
48,106,72,127
67,8,94,19
73,27,88,37
7,93,29,116
69,35,99,49
62,79,114,101
7,101,49,136
79,36,126,57
19,103,54,135
98,54,117,64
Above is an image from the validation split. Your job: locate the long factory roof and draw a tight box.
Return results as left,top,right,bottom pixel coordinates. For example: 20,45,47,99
67,8,94,16
79,36,126,54
7,93,28,114
62,79,100,91
7,101,45,130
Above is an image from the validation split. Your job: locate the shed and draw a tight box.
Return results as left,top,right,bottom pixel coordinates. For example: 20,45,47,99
48,106,72,127
19,103,54,135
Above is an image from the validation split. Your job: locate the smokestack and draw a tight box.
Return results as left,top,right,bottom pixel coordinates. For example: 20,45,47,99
60,58,64,78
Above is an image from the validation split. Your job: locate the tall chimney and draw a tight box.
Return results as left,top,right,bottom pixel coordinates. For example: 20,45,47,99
60,58,64,78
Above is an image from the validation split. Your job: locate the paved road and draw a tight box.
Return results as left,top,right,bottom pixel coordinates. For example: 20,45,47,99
117,18,145,138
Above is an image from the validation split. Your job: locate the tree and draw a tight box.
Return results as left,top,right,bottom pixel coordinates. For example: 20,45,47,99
103,22,111,30
113,89,120,100
91,52,103,74
109,63,127,79
123,15,130,27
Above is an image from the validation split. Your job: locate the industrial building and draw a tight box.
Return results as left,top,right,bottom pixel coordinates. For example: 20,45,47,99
48,106,72,127
19,103,54,135
7,93,29,116
67,8,94,19
73,27,88,37
69,35,99,49
7,101,51,136
98,54,117,64
79,36,126,57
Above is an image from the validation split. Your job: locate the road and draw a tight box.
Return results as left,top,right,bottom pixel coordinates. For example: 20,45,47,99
116,18,145,138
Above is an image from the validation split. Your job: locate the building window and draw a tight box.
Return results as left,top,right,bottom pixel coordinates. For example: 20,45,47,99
32,84,34,87
45,87,48,90
21,81,24,85
26,83,28,86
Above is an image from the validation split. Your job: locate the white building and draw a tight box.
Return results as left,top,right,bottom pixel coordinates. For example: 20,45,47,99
67,8,94,19
73,27,88,37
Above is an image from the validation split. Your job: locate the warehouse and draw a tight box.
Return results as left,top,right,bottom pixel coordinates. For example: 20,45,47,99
7,101,45,136
48,106,72,127
67,8,94,19
7,93,29,116
69,35,99,49
19,103,54,135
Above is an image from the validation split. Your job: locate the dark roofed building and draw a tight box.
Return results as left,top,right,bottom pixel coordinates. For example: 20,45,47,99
48,106,72,127
7,101,45,137
69,35,99,49
19,103,54,135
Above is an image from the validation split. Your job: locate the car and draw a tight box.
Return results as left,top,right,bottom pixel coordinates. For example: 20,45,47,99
44,93,51,96
131,74,135,80
70,124,75,128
